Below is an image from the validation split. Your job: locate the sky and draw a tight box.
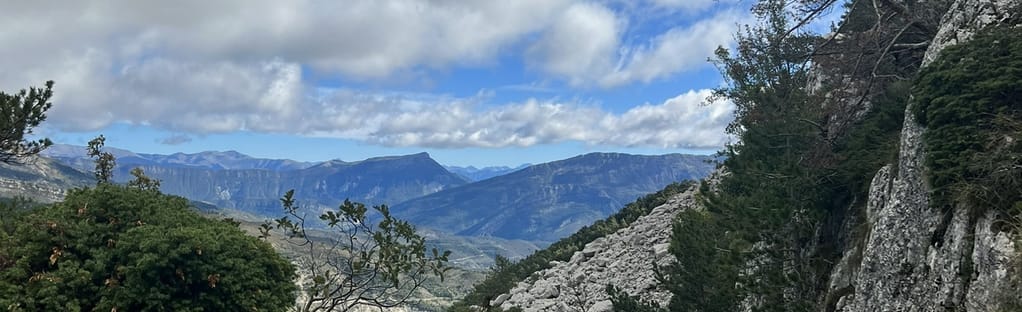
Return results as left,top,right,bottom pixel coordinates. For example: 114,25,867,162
0,1,843,167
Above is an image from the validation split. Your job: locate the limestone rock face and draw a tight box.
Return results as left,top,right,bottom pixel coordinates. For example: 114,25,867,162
824,0,1022,310
498,184,702,312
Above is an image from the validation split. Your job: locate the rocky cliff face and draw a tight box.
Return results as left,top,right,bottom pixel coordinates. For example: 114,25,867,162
494,182,702,311
823,0,1022,310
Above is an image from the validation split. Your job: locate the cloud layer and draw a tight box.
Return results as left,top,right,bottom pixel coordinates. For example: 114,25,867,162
0,0,741,149
310,88,734,149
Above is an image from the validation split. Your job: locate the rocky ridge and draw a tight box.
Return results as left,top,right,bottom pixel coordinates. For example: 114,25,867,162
0,157,90,202
495,183,702,311
823,0,1022,310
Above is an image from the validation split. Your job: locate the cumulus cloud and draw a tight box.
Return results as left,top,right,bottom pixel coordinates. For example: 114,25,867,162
0,1,740,149
0,0,572,83
598,11,745,87
7,53,734,148
526,2,622,86
529,7,744,87
299,88,733,149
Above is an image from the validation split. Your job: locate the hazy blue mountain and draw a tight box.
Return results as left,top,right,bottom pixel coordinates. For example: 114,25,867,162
117,153,468,216
393,153,715,244
44,146,469,216
43,144,315,171
41,145,714,245
444,164,531,182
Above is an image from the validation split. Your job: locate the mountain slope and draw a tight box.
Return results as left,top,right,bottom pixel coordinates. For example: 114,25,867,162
125,152,469,216
496,182,702,310
0,156,91,202
393,153,714,243
46,146,470,216
444,164,530,182
44,144,315,171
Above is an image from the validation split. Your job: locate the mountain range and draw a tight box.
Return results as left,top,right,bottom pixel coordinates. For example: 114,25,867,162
44,146,467,216
444,164,531,182
35,145,715,245
394,153,714,243
43,144,316,171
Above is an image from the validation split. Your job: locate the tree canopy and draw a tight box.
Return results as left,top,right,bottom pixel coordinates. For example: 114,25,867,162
0,81,54,163
0,184,297,311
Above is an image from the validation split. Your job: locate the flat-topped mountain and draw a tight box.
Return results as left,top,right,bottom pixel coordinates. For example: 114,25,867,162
124,152,469,216
44,147,469,216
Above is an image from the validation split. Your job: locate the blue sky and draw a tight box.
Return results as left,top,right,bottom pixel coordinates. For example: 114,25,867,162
1,1,843,167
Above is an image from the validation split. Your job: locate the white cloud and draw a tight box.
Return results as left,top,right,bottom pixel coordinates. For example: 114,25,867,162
599,11,743,87
0,0,572,82
527,7,743,87
0,1,740,149
307,88,734,149
4,50,733,148
526,2,622,86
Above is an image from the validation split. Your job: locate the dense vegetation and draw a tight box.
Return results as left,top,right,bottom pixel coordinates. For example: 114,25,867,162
622,0,924,310
606,3,1022,312
448,181,694,311
911,25,1022,220
0,185,297,311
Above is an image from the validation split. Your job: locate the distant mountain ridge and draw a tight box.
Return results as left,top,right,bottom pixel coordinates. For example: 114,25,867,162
444,164,531,182
118,152,468,216
38,146,716,245
44,145,470,215
393,152,715,243
44,144,315,171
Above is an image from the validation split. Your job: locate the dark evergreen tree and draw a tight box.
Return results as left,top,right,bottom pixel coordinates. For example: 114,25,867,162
0,81,54,163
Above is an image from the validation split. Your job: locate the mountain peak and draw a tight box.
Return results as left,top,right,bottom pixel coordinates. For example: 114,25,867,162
362,152,433,163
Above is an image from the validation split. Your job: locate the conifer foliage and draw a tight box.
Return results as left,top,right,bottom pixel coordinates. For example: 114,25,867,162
0,185,297,311
0,81,54,163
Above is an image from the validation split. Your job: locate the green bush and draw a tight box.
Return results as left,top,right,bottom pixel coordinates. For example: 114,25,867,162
0,184,296,311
